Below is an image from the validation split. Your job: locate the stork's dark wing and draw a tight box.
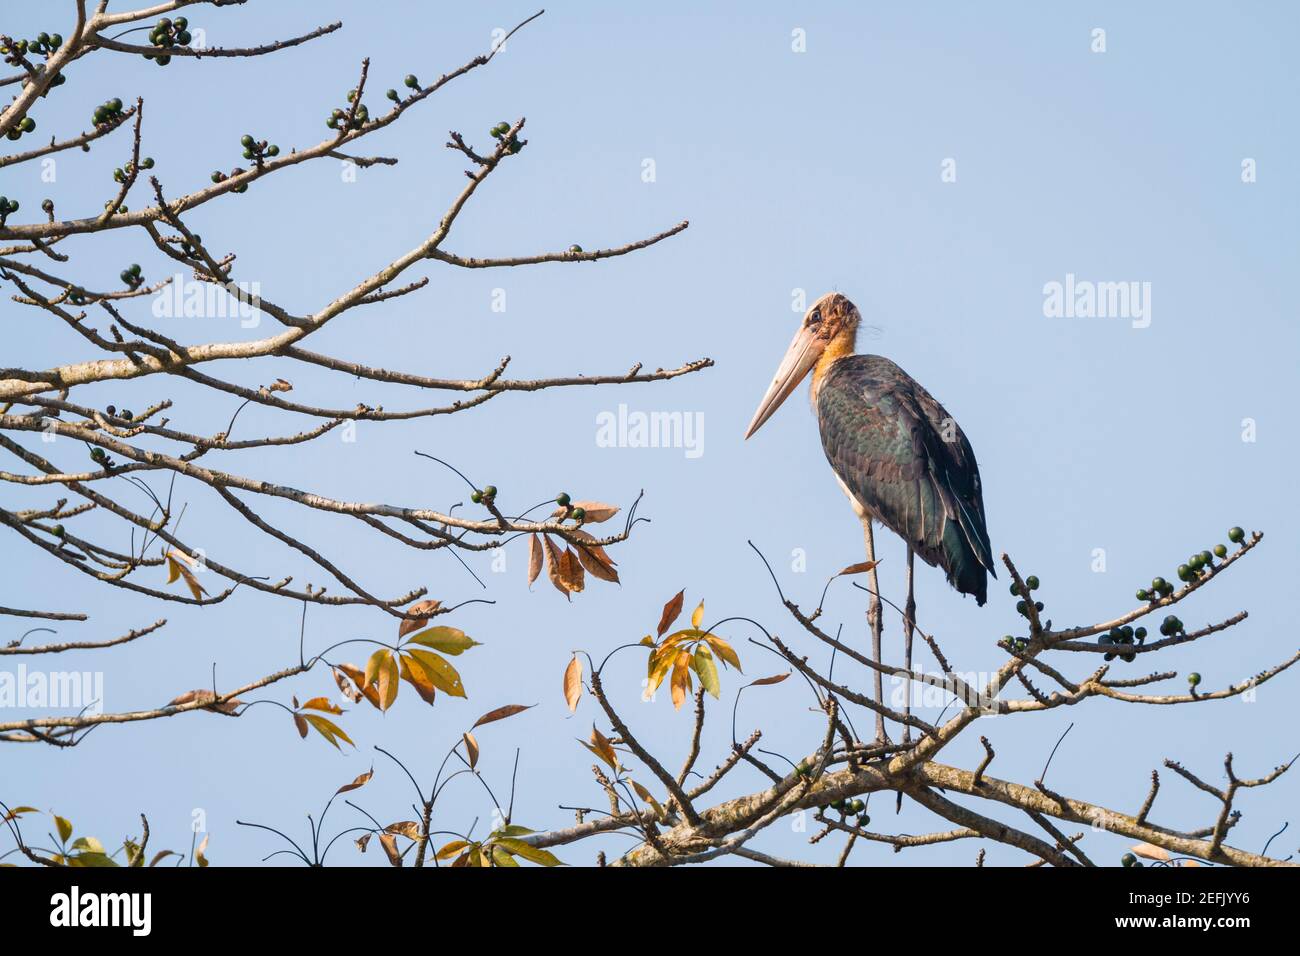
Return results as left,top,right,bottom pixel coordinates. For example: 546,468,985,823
816,354,994,604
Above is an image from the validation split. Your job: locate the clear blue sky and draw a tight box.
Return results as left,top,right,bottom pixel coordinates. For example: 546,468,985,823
5,1,1297,866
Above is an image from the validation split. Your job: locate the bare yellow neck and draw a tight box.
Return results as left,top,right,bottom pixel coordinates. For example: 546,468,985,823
810,325,858,401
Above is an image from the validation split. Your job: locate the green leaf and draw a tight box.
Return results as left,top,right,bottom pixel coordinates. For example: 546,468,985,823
405,626,480,656
492,837,562,867
692,644,720,698
491,845,520,867
68,851,119,868
54,814,73,843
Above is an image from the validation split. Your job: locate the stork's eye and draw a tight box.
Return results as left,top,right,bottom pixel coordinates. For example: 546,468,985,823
808,308,822,326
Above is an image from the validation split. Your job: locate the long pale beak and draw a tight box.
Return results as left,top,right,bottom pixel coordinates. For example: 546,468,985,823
744,324,824,439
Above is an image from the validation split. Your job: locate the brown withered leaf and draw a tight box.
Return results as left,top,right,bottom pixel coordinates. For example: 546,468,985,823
542,535,576,600
471,703,535,729
836,559,881,577
355,833,372,853
398,599,442,639
384,821,422,840
378,832,403,867
551,500,619,523
335,663,380,709
293,714,308,738
746,672,791,688
167,689,242,715
657,589,685,637
463,731,479,769
335,769,373,796
195,834,209,868
527,534,543,588
558,547,585,594
570,530,619,583
268,378,293,393
563,656,583,712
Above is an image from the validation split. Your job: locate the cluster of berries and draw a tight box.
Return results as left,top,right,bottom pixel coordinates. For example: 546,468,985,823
92,98,125,127
145,16,192,66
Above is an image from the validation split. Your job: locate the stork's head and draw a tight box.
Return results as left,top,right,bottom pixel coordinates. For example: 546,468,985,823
744,292,860,439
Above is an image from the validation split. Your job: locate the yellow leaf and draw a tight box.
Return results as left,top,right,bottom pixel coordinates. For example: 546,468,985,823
195,834,209,868
399,654,438,705
704,635,742,672
405,648,466,698
303,714,354,749
836,560,880,577
584,725,619,770
671,649,692,709
54,815,73,843
691,599,704,629
436,840,469,860
376,650,400,711
463,731,479,769
364,647,388,688
564,656,583,712
300,696,342,715
165,556,181,585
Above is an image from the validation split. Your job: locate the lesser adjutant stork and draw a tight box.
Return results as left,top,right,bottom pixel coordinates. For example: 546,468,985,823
744,292,994,742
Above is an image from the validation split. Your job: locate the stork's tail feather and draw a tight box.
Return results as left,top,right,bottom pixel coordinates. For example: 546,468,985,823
940,519,990,606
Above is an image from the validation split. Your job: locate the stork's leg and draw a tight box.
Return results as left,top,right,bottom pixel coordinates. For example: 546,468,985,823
902,547,916,744
895,548,917,814
861,518,886,744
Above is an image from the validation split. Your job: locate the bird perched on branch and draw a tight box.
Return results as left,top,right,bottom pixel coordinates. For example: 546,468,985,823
744,291,994,741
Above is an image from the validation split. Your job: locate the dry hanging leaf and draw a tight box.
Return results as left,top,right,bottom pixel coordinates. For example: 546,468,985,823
542,535,578,600
746,672,791,688
195,834,209,868
691,599,704,629
528,533,543,588
1131,842,1171,862
551,500,619,523
378,832,403,867
293,713,308,738
570,529,619,583
657,589,685,637
268,378,293,393
384,821,422,840
563,656,583,712
335,769,373,795
335,663,380,709
835,559,881,577
463,731,479,769
398,599,442,638
471,703,535,729
167,689,242,715
558,547,585,594
300,696,342,715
